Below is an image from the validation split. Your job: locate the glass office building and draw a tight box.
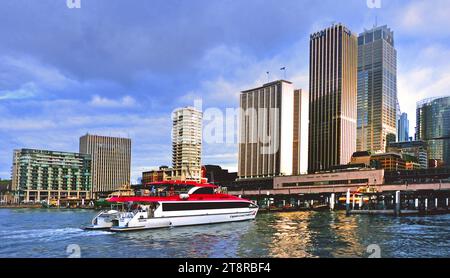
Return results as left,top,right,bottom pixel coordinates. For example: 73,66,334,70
416,96,450,167
357,25,398,153
398,113,409,142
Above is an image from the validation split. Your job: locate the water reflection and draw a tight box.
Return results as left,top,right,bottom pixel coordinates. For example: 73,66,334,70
0,209,448,258
268,212,315,258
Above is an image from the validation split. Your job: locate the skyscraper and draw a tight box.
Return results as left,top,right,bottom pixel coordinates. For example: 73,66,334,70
357,25,398,153
79,134,131,196
172,107,203,181
308,24,358,173
238,80,308,179
398,112,409,142
416,96,450,167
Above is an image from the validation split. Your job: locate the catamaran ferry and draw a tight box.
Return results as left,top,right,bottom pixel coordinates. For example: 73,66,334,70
85,180,258,232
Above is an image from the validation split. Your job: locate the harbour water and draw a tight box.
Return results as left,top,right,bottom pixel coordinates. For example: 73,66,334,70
0,209,449,258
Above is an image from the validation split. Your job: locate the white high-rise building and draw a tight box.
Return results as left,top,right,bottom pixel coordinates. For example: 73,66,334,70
293,89,309,175
172,107,203,181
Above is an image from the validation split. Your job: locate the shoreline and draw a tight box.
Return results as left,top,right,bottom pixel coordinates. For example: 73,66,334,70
0,205,97,210
1,205,449,216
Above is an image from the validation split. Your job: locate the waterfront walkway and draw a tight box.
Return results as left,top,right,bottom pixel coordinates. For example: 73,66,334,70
228,182,450,196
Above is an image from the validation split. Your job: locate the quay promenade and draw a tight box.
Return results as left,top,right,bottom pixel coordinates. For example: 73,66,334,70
229,182,450,214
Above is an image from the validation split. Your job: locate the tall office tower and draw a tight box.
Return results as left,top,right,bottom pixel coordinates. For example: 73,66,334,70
416,96,450,167
308,24,358,173
357,25,398,153
238,80,302,179
172,107,203,181
11,149,91,202
79,134,131,196
398,112,409,142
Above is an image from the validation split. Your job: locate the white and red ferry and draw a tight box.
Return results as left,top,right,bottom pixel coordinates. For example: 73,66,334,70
86,180,258,232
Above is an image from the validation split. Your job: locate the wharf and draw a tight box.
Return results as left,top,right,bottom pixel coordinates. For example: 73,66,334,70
349,209,420,216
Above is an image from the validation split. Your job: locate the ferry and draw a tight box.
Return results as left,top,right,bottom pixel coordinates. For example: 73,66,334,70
86,180,258,232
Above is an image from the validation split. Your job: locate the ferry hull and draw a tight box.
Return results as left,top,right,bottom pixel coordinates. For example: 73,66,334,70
110,209,258,232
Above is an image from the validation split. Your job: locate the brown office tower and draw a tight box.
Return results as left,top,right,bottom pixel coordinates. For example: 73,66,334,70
308,24,358,173
238,80,310,179
79,134,131,197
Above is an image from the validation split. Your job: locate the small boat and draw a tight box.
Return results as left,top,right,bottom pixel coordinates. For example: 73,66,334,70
84,203,125,230
87,180,258,232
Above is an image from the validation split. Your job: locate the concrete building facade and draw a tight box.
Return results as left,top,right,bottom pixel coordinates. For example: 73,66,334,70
172,107,203,181
238,80,308,179
142,166,173,184
274,169,384,189
79,134,131,196
292,89,309,175
387,141,428,169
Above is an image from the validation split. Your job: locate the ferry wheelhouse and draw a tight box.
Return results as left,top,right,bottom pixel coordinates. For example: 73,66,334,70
86,180,258,232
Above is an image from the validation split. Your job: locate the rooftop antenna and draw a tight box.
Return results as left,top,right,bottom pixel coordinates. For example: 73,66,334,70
266,71,270,83
374,16,378,28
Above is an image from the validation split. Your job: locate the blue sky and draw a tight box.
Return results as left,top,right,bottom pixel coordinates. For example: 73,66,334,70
1,0,450,182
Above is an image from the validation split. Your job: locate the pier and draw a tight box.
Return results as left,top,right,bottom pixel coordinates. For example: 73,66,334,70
229,182,450,215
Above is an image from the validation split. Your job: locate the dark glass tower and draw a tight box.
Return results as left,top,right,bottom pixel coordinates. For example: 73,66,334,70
398,112,409,142
357,25,398,153
416,96,450,167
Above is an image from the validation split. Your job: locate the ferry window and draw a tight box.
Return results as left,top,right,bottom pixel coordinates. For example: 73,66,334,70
192,187,214,194
148,184,195,196
162,202,250,211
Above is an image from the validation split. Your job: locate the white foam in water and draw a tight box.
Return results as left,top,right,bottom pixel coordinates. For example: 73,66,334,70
0,227,113,242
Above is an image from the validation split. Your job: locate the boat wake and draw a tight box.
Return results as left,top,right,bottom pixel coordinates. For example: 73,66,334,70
0,227,113,242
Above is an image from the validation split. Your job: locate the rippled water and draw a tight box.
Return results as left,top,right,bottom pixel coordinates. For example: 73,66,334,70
0,209,449,258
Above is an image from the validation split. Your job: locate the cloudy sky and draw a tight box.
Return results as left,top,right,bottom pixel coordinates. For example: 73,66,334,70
0,0,449,182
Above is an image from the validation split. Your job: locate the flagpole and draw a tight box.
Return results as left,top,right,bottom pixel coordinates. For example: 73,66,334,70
280,67,287,79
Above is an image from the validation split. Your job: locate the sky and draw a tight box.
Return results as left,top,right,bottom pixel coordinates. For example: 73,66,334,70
1,0,450,183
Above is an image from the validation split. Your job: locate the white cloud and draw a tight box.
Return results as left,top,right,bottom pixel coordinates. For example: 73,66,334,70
203,153,237,160
394,0,450,36
0,117,56,130
0,55,76,90
89,95,137,108
397,43,450,135
0,82,39,100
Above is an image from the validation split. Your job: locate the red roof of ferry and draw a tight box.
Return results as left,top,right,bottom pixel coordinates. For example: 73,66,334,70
108,194,247,203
